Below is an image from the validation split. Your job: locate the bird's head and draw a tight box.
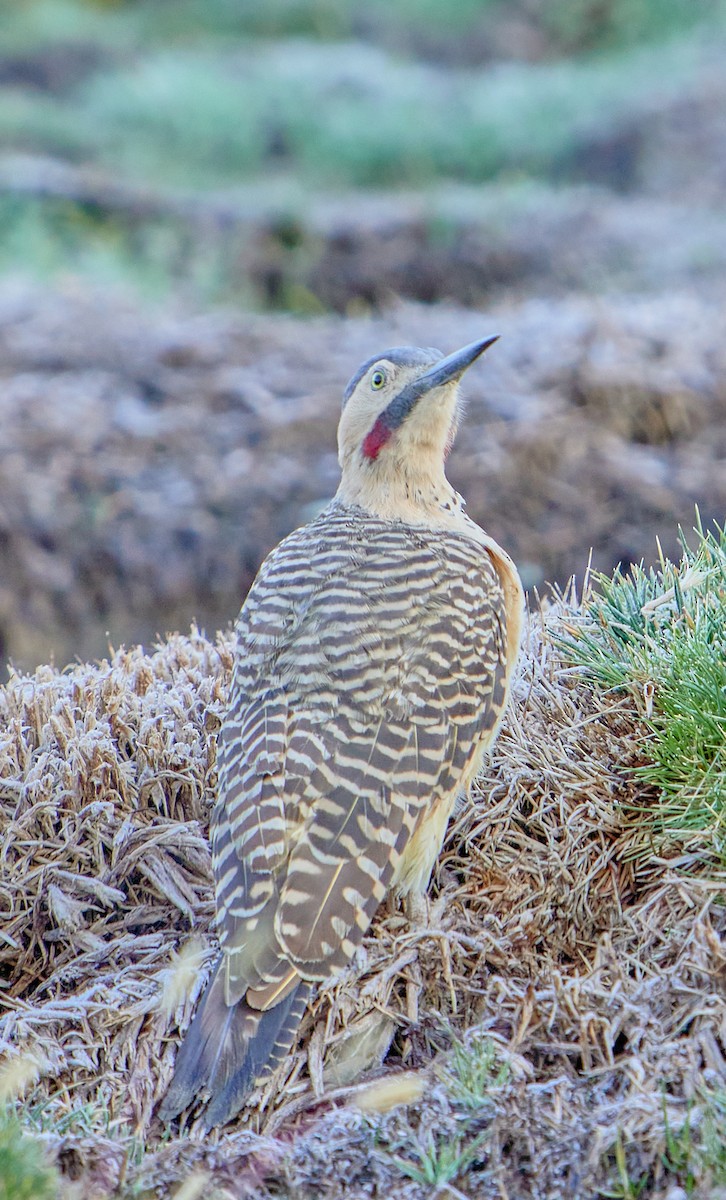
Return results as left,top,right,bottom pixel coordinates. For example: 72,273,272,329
336,336,498,515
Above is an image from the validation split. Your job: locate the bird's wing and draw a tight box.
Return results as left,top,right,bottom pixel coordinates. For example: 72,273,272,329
211,509,508,1003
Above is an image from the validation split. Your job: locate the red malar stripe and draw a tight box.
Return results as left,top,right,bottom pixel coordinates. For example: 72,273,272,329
362,417,393,461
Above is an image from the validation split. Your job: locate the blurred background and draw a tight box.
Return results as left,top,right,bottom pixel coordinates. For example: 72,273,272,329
0,0,725,670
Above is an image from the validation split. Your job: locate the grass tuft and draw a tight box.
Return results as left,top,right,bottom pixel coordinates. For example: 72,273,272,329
439,1030,509,1112
391,1126,490,1191
701,1086,726,1187
561,515,726,866
0,1112,58,1200
602,1131,650,1199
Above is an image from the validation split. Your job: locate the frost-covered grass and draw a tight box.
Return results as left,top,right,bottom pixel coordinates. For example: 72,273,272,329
1,0,724,301
0,606,722,1197
0,35,716,189
0,21,721,301
3,0,720,54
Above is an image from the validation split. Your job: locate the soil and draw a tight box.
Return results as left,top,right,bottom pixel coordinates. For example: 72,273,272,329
0,280,723,672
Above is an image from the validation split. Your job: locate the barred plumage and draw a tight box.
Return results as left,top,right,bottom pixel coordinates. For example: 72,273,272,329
159,338,523,1128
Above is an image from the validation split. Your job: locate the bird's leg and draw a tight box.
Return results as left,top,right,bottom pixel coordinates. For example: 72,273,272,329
402,889,431,929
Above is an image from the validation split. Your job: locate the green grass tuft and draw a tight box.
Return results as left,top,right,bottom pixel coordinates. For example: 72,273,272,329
391,1126,490,1190
602,1086,726,1197
561,515,726,866
0,1112,58,1200
439,1030,510,1112
701,1086,726,1186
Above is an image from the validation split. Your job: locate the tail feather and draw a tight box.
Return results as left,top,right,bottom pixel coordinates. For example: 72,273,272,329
204,980,311,1129
158,955,311,1128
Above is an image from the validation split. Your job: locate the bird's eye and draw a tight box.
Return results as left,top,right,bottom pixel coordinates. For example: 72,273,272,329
371,369,386,390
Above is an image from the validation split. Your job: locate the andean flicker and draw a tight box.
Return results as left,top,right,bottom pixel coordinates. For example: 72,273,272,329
159,336,524,1128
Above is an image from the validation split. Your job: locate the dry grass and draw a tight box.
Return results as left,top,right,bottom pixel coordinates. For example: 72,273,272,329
0,605,724,1198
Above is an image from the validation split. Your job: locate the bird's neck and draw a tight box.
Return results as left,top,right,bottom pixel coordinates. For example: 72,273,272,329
335,454,464,525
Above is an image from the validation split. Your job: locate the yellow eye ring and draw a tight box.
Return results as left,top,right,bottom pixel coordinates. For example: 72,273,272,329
371,369,386,389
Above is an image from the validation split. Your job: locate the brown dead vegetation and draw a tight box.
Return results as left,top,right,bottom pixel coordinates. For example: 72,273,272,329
0,603,723,1197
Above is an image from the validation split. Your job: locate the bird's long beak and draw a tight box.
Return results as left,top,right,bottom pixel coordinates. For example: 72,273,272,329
417,335,499,394
375,335,500,441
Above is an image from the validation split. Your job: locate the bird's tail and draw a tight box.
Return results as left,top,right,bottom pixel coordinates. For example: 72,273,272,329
158,955,311,1129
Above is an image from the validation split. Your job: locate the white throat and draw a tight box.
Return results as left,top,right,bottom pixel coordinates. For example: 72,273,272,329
336,453,464,526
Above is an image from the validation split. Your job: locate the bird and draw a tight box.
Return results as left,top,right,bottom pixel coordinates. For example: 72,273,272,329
158,336,524,1128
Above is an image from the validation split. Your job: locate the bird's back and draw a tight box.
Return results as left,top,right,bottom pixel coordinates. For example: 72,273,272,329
216,501,510,922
